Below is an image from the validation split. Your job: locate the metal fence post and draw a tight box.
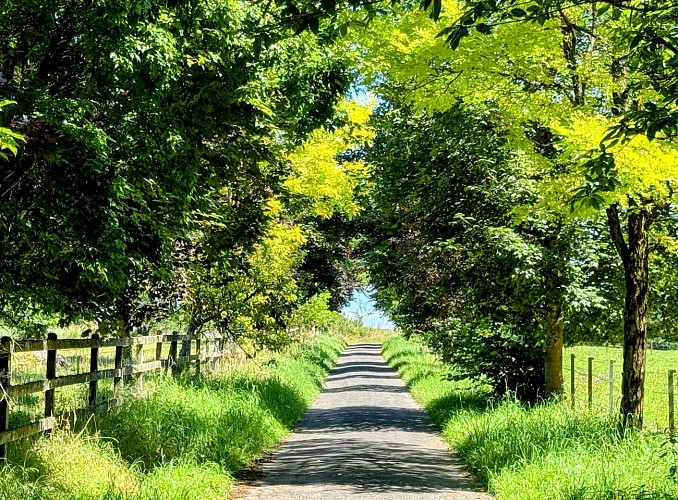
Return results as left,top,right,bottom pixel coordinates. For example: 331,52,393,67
669,370,675,434
609,360,614,415
570,353,575,409
588,357,593,411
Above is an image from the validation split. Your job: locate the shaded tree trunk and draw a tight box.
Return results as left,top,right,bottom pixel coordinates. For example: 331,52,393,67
544,307,564,398
606,203,655,429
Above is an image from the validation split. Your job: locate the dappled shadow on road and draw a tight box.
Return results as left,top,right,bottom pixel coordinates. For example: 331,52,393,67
322,383,406,394
329,363,397,376
326,373,402,382
323,345,403,381
256,436,478,493
297,405,431,433
241,343,487,497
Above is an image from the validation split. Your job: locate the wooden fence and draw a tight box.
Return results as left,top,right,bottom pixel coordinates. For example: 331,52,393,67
0,332,230,461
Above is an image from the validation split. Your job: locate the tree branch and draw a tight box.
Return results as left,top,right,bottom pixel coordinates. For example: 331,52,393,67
606,203,629,267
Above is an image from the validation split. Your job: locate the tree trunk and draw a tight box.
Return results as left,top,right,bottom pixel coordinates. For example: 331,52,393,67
544,307,564,398
606,203,653,429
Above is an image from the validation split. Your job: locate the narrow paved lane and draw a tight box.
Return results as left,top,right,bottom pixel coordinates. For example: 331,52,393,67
240,343,492,499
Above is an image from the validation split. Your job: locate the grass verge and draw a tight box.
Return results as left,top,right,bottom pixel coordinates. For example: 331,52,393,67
1,333,345,500
383,335,678,500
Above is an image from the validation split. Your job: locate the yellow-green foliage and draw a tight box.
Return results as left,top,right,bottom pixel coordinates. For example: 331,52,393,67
0,438,233,500
354,1,678,212
248,221,307,306
383,336,678,500
210,99,372,337
285,100,372,219
551,113,678,203
0,100,23,160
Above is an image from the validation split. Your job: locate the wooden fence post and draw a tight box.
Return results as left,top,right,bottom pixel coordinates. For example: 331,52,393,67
155,339,163,362
0,333,234,453
135,343,144,392
122,341,132,385
609,360,614,415
0,336,11,462
588,357,593,411
195,336,201,378
669,370,675,434
113,345,123,397
44,333,57,429
570,353,575,410
169,334,178,375
88,334,99,407
179,337,191,374
220,337,227,368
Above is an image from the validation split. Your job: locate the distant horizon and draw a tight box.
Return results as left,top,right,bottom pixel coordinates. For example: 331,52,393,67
341,287,395,329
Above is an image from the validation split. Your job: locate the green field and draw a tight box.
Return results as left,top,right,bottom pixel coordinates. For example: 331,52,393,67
565,345,678,432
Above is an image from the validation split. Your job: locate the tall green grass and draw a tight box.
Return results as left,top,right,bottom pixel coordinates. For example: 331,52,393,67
1,334,344,500
383,336,678,500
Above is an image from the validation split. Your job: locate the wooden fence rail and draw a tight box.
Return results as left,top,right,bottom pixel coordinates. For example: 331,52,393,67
0,332,230,460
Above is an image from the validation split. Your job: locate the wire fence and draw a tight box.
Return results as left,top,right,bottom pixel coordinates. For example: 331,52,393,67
562,347,678,433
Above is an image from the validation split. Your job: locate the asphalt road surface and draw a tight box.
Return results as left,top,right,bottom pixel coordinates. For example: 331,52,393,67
240,343,493,499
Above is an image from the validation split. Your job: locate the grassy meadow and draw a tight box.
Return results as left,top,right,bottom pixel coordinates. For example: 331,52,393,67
0,333,345,500
383,336,678,500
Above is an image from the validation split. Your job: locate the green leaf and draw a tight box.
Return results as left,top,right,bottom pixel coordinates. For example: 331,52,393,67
436,26,454,38
431,0,442,21
630,32,644,49
293,19,308,35
253,36,263,58
461,14,475,26
476,23,491,34
473,2,485,20
597,3,611,16
510,8,526,18
647,122,661,141
320,0,336,15
309,16,320,34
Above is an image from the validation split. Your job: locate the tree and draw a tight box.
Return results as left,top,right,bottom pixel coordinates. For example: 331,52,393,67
364,103,615,399
178,99,371,347
0,0,351,336
353,1,678,423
